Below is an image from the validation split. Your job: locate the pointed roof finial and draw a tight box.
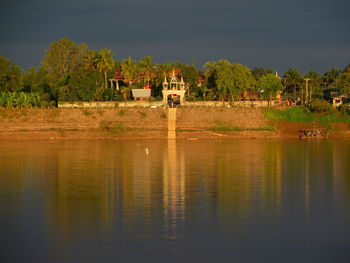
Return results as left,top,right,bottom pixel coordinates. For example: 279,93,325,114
180,76,184,84
163,75,168,84
172,68,175,77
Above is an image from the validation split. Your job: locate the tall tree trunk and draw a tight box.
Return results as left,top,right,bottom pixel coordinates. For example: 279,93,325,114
104,70,107,90
301,85,304,104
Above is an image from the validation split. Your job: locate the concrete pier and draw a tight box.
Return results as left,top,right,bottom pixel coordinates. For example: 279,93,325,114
168,108,176,139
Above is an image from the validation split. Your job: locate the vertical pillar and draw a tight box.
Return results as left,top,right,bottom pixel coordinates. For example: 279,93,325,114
304,78,310,104
180,93,184,105
162,90,168,106
168,108,176,139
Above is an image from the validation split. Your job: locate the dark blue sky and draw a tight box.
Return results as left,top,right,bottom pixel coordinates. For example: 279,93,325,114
0,0,349,74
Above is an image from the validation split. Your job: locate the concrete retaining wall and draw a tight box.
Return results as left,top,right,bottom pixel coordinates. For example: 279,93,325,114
183,100,279,107
58,101,163,108
58,100,279,108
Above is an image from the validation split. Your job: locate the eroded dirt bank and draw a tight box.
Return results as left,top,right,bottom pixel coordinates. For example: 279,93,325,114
0,107,348,140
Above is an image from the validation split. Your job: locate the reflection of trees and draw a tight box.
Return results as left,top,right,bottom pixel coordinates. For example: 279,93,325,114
1,140,350,243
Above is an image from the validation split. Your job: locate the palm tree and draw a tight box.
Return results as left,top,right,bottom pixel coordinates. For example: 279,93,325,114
85,49,98,72
120,57,137,105
323,68,340,89
97,48,115,91
284,68,303,99
121,57,137,85
155,63,172,87
138,56,155,87
304,70,322,100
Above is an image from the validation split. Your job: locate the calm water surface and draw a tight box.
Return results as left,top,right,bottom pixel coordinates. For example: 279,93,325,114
0,139,349,263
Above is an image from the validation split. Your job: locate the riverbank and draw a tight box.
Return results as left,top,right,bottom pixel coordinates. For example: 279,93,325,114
0,107,349,140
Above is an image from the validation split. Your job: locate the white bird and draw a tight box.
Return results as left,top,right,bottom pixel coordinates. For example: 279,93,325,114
145,148,149,155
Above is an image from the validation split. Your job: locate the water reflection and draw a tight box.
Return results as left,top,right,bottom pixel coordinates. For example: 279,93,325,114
162,139,185,241
0,140,349,262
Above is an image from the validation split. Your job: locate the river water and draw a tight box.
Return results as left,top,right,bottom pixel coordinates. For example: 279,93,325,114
0,140,349,263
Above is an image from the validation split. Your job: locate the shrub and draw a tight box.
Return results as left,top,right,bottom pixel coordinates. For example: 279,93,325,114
309,100,333,114
264,106,314,122
0,92,41,107
264,106,350,124
338,104,350,116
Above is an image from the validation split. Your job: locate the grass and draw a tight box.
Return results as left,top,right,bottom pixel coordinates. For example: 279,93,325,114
160,112,167,118
99,120,133,133
119,109,126,116
139,111,147,118
21,111,28,116
83,110,93,116
208,120,275,132
263,106,350,124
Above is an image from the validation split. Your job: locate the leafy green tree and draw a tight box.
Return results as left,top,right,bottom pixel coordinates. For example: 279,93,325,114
96,48,115,90
7,64,23,92
138,56,155,87
73,71,102,101
256,73,283,106
215,60,255,101
323,68,340,89
338,72,350,96
0,55,11,91
343,63,350,74
0,55,23,92
31,66,56,105
284,68,303,98
215,60,235,100
180,64,200,98
23,66,38,92
41,37,88,83
251,67,273,80
231,64,256,100
203,61,218,100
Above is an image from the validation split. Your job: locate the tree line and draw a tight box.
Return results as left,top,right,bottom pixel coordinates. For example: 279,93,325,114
0,37,349,107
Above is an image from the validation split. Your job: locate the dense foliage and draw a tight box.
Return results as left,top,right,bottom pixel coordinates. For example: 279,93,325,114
264,102,350,124
0,92,41,107
256,74,283,105
0,37,349,107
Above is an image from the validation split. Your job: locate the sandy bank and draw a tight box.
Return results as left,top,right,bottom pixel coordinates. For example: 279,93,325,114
0,107,348,140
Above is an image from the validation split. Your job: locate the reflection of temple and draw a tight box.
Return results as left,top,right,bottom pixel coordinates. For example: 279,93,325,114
162,69,186,106
162,140,185,240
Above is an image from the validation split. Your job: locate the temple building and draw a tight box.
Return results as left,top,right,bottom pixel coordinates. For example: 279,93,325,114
162,69,186,106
